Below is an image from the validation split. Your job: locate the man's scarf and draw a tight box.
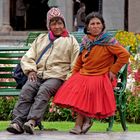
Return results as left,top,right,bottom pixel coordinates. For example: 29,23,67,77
48,29,69,42
80,32,118,56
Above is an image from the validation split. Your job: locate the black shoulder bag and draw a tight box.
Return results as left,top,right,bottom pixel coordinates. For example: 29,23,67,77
12,42,53,89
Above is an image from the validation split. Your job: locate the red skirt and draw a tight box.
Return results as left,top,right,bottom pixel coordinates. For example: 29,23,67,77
53,72,116,119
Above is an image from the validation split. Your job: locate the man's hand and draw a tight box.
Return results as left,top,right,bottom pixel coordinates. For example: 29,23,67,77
28,71,37,82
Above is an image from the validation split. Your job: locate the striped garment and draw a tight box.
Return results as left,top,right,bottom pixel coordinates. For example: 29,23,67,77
80,32,119,56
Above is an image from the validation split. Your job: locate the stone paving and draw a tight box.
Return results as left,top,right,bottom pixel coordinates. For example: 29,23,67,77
0,131,140,140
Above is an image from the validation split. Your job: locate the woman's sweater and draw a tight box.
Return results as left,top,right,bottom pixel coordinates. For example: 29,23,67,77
72,43,130,76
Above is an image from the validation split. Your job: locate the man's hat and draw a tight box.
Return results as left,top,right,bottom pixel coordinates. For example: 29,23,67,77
47,7,65,29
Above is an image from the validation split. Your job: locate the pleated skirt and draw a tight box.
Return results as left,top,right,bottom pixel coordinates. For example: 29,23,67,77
53,72,117,119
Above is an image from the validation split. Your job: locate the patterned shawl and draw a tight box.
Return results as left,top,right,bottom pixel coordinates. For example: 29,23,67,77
80,32,119,56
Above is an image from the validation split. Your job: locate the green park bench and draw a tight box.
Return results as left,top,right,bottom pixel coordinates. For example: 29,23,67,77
0,31,130,131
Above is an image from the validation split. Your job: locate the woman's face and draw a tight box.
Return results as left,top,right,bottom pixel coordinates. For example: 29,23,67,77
49,19,65,36
87,17,103,37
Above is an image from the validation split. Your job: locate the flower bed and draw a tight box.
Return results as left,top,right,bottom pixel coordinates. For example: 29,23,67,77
114,30,140,95
114,30,140,123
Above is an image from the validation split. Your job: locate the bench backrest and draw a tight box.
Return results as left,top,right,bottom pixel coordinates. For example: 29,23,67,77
0,47,29,95
24,32,43,46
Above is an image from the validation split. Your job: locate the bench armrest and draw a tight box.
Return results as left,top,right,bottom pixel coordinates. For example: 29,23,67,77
114,46,130,94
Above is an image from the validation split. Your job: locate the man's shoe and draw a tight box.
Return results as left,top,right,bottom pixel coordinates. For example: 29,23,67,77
81,118,93,134
69,126,82,135
7,123,24,134
23,120,35,134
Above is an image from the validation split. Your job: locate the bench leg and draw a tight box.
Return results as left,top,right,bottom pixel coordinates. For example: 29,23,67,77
118,107,128,131
106,116,114,131
118,92,128,131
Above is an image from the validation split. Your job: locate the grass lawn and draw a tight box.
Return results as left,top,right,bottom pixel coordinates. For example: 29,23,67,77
0,121,140,132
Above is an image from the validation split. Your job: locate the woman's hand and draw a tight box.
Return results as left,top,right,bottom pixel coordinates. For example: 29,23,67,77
28,71,37,82
108,71,116,81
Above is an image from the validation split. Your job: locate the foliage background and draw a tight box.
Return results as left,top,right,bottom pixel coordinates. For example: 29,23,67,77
0,94,140,123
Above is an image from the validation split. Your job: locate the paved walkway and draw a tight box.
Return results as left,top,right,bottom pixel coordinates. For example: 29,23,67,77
0,131,140,140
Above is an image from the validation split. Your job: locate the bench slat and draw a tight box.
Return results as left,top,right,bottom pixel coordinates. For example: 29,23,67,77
0,53,25,58
70,32,85,42
0,67,14,71
0,74,13,78
0,88,20,92
25,32,43,45
0,82,16,87
0,59,20,64
0,47,29,51
0,91,20,96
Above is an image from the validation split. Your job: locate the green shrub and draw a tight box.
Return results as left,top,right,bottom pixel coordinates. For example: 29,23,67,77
44,106,73,121
125,90,140,123
0,97,73,121
0,92,139,123
0,97,17,120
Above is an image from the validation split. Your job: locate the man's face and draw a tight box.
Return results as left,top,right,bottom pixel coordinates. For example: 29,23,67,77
49,19,65,36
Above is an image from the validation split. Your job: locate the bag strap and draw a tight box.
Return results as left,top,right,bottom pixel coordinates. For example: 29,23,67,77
36,42,53,64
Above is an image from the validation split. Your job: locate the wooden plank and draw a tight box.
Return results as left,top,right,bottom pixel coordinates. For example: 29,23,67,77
0,74,13,78
0,88,20,92
0,67,14,71
0,93,19,96
25,32,42,45
0,59,20,64
0,88,20,96
0,82,16,87
71,32,85,43
0,92,20,96
0,46,29,51
0,53,25,58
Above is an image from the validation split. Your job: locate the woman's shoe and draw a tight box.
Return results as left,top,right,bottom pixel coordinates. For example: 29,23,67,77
81,118,93,134
69,126,82,135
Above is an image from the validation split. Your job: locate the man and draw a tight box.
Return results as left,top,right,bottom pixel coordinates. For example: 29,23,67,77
15,0,26,30
7,7,79,135
76,3,86,32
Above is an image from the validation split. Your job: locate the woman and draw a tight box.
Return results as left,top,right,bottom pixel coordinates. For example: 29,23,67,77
53,12,130,134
